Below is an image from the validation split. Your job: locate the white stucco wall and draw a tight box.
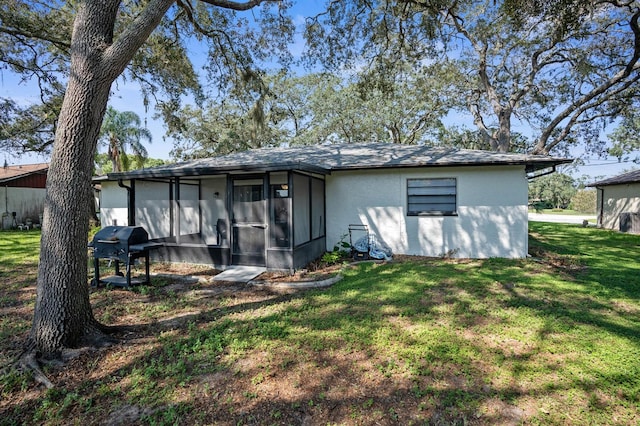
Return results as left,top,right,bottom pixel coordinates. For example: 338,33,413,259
0,187,46,228
325,166,529,259
597,183,640,230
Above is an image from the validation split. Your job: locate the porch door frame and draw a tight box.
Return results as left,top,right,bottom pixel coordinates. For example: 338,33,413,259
230,174,268,266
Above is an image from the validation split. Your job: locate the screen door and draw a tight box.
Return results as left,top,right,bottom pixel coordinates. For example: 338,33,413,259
231,178,266,265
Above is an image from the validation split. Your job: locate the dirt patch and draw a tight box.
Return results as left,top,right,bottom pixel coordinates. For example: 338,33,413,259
254,260,347,284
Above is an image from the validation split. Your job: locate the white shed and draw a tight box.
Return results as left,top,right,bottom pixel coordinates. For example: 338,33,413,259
0,163,48,229
97,143,570,269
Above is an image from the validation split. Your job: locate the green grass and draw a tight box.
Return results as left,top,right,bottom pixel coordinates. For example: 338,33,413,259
0,229,41,270
1,223,639,424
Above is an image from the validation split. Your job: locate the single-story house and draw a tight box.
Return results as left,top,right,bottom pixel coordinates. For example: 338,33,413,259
0,163,48,229
97,143,570,270
588,169,640,232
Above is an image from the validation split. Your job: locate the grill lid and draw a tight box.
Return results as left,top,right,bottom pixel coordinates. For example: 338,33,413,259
92,226,149,246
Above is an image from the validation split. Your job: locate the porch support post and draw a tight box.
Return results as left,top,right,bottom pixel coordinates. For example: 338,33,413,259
169,179,174,237
175,177,181,244
198,180,203,235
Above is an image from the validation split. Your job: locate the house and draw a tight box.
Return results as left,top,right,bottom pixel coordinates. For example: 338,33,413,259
97,143,570,270
588,169,640,232
0,163,48,229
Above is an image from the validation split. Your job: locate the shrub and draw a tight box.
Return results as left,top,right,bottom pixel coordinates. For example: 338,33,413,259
321,250,343,265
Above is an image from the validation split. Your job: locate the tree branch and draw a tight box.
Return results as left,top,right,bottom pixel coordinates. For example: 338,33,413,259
198,0,272,11
542,72,640,154
523,5,640,154
0,26,70,51
102,0,175,78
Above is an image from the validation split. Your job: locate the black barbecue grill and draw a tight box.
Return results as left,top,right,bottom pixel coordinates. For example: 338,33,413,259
90,226,161,288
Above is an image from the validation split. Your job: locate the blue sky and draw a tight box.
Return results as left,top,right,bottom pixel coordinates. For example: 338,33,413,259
1,1,637,182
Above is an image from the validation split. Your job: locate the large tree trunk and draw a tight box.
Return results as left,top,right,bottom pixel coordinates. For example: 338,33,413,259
31,80,113,355
28,0,263,359
492,110,512,153
28,0,175,358
29,1,120,357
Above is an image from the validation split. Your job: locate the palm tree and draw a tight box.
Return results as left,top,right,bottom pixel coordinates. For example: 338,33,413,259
99,107,152,172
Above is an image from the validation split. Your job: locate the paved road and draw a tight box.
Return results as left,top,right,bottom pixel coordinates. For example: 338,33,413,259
528,213,596,224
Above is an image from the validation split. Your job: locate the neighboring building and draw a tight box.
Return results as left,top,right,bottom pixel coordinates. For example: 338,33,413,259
97,143,570,270
0,163,48,229
588,170,640,232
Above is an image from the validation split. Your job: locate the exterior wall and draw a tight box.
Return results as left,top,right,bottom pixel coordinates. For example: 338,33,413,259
0,187,46,228
99,181,129,227
325,166,529,259
597,183,640,230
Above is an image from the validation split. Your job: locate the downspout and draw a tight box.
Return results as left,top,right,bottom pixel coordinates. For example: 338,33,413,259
117,179,135,226
2,185,8,230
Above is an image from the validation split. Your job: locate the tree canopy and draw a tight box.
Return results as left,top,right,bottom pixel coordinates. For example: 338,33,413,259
3,0,640,161
155,0,640,160
0,0,293,156
303,0,640,156
167,63,455,159
529,173,578,209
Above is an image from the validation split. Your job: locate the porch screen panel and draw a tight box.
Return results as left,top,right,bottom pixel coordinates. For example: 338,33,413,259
179,182,200,235
311,177,325,239
200,177,227,245
293,173,310,246
232,181,264,223
135,181,170,239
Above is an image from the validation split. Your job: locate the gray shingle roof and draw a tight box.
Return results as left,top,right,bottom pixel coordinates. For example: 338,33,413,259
106,143,572,180
588,169,640,187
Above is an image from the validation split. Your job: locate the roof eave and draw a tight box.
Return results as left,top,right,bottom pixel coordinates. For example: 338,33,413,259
524,158,573,173
326,158,572,173
105,161,331,180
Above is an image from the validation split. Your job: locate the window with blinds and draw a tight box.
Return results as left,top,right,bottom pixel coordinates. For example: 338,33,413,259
407,178,457,216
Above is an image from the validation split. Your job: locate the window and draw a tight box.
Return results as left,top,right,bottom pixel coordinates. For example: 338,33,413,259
407,178,457,216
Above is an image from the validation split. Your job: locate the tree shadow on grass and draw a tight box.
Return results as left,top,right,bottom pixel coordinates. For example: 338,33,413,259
3,226,640,424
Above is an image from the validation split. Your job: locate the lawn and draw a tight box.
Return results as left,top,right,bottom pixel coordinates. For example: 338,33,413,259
0,223,639,425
